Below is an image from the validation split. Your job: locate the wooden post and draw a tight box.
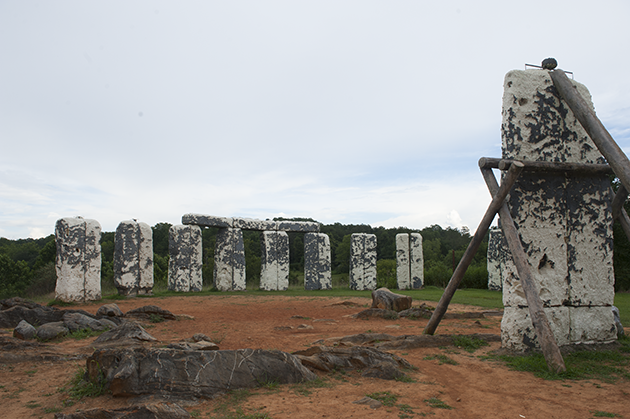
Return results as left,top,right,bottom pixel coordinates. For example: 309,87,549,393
550,69,630,192
611,185,630,242
481,168,566,373
423,161,524,335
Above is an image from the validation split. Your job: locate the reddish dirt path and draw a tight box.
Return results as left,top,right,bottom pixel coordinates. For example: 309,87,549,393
1,295,628,418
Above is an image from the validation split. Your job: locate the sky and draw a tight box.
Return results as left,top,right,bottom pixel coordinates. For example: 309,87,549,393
1,1,629,239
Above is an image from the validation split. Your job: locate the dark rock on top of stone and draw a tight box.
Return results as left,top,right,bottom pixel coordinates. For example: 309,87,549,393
94,321,157,346
371,288,412,312
96,303,124,318
86,347,316,399
541,57,557,69
13,320,37,340
125,305,177,321
52,402,191,419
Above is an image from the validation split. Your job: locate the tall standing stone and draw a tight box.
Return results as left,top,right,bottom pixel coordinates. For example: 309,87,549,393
260,231,289,291
55,217,102,302
500,69,616,350
213,228,246,291
396,233,424,290
486,227,510,291
304,233,332,290
114,220,154,296
168,225,203,292
349,233,377,290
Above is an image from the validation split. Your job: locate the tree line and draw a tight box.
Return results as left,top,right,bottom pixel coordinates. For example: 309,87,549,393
2,216,630,300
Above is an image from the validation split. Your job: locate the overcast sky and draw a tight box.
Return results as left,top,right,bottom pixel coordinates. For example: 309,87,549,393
1,1,629,239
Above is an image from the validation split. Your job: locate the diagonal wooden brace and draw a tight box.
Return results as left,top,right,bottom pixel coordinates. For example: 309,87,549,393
423,161,524,336
481,168,566,373
611,184,630,243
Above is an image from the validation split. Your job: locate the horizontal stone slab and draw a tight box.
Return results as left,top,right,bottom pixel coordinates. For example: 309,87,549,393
182,214,233,228
182,214,320,232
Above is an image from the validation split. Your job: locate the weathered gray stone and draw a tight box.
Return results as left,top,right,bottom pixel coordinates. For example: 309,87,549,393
63,312,110,332
94,321,157,345
86,347,316,398
233,218,277,231
260,231,289,291
613,306,625,338
349,233,377,290
487,227,510,291
371,287,412,312
409,233,423,288
55,217,102,302
395,233,423,289
293,345,413,374
96,303,124,318
182,213,233,228
352,308,399,319
36,321,69,341
500,69,616,349
304,233,332,290
113,220,154,296
213,228,246,291
125,305,177,321
13,320,36,340
168,225,203,292
276,221,320,232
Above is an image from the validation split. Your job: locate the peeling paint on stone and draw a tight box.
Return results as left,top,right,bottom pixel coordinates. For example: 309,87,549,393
487,227,511,291
349,233,377,291
168,225,203,292
55,217,102,302
114,220,154,296
260,231,289,291
213,228,246,291
500,69,615,351
396,233,424,289
304,233,332,290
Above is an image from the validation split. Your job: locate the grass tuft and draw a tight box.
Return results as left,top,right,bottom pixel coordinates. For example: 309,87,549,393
424,397,453,409
452,336,490,353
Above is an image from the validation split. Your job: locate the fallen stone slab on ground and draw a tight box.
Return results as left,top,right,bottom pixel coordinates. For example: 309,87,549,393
293,345,414,378
53,402,191,419
124,305,177,322
86,347,316,399
371,287,412,312
352,308,399,319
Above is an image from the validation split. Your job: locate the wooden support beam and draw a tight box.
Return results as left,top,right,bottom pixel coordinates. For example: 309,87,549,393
550,69,630,191
481,168,566,373
423,161,524,336
478,157,613,175
611,185,630,242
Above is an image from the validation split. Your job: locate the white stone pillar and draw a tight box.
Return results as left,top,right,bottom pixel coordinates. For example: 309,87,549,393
55,217,102,302
349,233,377,290
396,233,424,289
304,232,332,290
500,69,616,350
114,220,154,296
487,227,510,291
396,234,410,289
260,231,289,291
213,227,246,291
168,225,203,292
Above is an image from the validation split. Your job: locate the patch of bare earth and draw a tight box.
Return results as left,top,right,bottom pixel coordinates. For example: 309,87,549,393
1,295,627,418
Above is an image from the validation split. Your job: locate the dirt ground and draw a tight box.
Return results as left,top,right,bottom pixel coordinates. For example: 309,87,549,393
1,295,628,419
